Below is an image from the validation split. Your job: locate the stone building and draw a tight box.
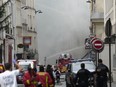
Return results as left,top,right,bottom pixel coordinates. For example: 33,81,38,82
0,0,39,66
87,0,116,82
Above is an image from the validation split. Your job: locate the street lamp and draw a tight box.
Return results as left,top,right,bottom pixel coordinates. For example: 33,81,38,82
35,10,42,14
21,6,42,14
86,0,91,3
86,0,95,3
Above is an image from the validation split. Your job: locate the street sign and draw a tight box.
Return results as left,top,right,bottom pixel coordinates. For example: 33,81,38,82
85,38,91,49
105,18,112,37
92,39,104,53
90,37,97,44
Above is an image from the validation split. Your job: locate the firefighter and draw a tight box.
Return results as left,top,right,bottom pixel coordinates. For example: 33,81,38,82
75,63,90,87
0,65,4,73
23,64,41,87
46,64,55,86
38,65,53,87
96,59,109,87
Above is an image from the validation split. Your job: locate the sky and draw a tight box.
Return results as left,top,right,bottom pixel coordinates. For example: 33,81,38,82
35,0,90,65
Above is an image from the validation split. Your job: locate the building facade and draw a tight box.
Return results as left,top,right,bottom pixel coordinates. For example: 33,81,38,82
0,0,14,64
87,0,104,38
102,0,116,82
0,0,38,65
88,0,116,82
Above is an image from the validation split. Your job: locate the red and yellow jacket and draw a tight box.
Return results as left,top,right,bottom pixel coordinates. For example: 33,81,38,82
23,71,40,87
38,72,53,87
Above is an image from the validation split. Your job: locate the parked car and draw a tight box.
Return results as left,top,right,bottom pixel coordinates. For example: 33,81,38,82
67,59,96,86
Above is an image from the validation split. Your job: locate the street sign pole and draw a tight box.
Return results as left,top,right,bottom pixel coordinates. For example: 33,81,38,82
109,37,112,87
97,52,99,66
92,38,104,67
105,18,112,87
95,52,97,67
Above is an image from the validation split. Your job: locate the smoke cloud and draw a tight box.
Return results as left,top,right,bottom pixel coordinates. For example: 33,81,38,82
35,0,90,65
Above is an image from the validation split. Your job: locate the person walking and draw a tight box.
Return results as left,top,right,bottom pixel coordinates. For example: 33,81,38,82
55,69,61,84
0,61,23,87
38,65,53,87
75,63,90,87
96,59,109,87
46,64,55,86
23,64,41,87
65,69,75,87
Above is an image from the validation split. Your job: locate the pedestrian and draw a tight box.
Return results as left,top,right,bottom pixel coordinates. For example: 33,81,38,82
75,63,90,87
96,59,109,87
65,69,75,87
23,64,41,87
46,64,55,86
38,65,53,87
55,69,61,84
0,60,23,87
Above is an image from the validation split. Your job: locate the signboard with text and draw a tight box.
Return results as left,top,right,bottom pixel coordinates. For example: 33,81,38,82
23,36,31,45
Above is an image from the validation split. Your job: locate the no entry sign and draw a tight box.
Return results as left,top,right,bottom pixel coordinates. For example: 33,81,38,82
92,39,104,53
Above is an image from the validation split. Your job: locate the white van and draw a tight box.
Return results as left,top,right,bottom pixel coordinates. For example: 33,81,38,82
17,59,37,84
67,59,96,87
71,60,96,74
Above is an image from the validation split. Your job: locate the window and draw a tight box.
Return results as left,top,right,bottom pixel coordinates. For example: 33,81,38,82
72,61,95,73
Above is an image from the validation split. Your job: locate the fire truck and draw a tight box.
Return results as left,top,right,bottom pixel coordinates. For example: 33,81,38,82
57,53,72,73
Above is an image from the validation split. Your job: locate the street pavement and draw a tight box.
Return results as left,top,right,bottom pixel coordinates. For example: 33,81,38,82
55,82,116,87
18,81,116,87
55,82,66,87
18,82,66,87
18,74,116,87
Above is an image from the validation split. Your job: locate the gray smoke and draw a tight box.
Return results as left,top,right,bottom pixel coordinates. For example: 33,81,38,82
35,0,90,65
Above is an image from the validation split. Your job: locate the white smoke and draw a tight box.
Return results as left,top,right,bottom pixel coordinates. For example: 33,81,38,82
35,0,90,64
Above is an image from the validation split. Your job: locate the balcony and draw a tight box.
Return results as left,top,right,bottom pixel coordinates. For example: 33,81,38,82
90,12,104,22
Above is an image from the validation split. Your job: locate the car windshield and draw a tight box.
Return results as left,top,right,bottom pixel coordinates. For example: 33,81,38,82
20,65,29,71
72,62,95,73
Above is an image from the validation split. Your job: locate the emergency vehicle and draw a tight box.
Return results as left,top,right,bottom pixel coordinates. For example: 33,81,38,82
16,59,37,84
57,53,73,73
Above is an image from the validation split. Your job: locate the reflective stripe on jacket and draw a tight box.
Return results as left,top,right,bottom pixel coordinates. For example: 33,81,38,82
38,72,53,87
23,71,40,87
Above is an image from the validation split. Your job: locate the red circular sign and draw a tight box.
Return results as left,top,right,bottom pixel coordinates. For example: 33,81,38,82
92,39,104,51
90,37,97,43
